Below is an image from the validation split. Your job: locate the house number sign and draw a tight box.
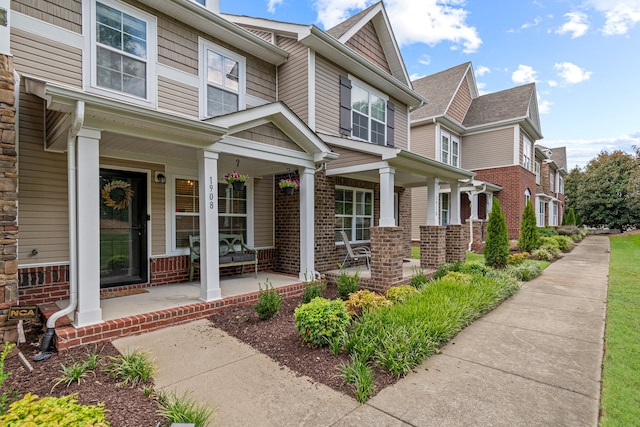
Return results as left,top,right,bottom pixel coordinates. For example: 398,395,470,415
209,176,215,210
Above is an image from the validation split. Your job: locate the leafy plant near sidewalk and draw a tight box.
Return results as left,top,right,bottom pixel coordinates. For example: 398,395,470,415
157,389,217,427
294,297,350,347
254,278,283,320
51,355,96,391
107,348,156,386
339,355,375,403
0,393,109,426
409,266,428,289
0,342,16,415
336,268,360,299
302,274,326,304
600,234,640,426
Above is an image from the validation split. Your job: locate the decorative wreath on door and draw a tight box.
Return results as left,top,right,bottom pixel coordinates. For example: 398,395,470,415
101,179,134,210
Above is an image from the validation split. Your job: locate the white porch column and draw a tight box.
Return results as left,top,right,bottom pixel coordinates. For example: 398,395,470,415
198,150,221,301
379,167,396,227
75,128,102,327
299,167,315,280
470,193,479,220
450,180,461,225
486,193,494,219
426,177,440,225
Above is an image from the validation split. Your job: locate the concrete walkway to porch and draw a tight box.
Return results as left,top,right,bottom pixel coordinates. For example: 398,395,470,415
113,236,609,426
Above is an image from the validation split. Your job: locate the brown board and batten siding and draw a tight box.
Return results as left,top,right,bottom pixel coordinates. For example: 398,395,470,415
410,122,436,159
254,175,274,248
232,124,303,152
18,90,70,264
411,187,428,240
447,78,472,123
276,36,309,123
345,21,392,75
11,29,82,89
11,0,82,34
99,158,166,256
158,77,199,118
461,128,514,170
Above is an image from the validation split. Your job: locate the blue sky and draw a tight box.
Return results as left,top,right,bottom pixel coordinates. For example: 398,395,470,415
221,0,640,169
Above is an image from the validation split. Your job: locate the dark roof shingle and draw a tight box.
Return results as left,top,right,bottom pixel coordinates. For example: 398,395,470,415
462,83,535,127
411,62,471,120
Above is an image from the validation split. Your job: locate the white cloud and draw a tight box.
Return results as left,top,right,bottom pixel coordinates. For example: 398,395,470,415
538,99,553,114
554,62,593,84
586,0,640,35
475,65,490,76
476,81,488,95
548,80,558,87
512,65,538,84
544,133,640,169
556,12,590,38
410,72,426,80
314,0,482,53
521,16,543,30
419,54,432,66
267,0,283,13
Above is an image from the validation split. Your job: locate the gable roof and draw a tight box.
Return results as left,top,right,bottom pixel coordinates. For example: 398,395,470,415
326,3,378,39
411,62,472,121
551,146,567,170
463,82,542,138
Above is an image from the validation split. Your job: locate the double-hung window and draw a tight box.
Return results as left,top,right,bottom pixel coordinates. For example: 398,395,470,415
218,183,248,241
200,39,245,118
175,178,200,249
335,187,373,243
549,172,555,192
522,136,532,170
441,130,460,167
559,176,564,194
89,0,156,103
440,193,450,226
537,199,545,227
535,161,541,184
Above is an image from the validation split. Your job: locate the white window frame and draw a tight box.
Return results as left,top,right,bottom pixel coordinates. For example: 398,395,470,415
537,198,545,227
559,176,564,194
218,181,250,241
199,38,246,119
349,76,388,146
440,130,460,167
550,202,558,226
335,186,374,244
549,172,555,192
535,161,541,184
171,175,199,253
440,192,450,226
525,189,531,205
523,135,532,170
84,0,157,107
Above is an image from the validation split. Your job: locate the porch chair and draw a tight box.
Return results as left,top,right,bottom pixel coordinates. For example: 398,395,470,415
189,235,200,282
339,230,370,270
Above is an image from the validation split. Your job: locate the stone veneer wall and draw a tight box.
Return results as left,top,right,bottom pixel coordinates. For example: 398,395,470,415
0,54,18,342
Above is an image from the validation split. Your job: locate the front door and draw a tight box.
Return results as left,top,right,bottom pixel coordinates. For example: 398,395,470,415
99,169,148,288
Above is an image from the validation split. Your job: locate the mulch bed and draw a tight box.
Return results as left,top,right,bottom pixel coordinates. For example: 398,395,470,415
209,282,398,398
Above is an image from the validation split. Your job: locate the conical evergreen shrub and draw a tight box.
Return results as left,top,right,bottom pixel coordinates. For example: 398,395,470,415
484,198,509,268
519,200,539,252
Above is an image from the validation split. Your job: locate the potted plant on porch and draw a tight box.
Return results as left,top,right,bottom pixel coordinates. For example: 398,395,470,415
224,171,249,191
279,178,300,195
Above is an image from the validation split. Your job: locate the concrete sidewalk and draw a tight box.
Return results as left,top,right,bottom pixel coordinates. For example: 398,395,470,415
113,235,609,426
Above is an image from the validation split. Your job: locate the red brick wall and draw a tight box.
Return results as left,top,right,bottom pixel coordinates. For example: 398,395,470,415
274,172,301,274
474,166,536,239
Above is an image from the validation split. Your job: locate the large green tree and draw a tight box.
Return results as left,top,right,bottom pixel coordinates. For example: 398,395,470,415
565,148,640,231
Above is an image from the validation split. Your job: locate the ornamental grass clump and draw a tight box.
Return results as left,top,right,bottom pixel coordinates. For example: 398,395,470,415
339,355,376,403
157,390,217,427
106,348,156,386
254,278,283,320
504,261,543,281
294,297,350,347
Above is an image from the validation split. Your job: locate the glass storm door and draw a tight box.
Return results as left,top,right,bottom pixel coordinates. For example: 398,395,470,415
99,169,148,288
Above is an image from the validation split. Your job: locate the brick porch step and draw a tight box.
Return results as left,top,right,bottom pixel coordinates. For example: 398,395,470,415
38,303,72,328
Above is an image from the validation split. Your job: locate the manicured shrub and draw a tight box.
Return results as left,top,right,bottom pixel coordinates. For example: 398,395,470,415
484,198,509,268
336,269,360,299
344,290,392,316
538,227,558,237
0,393,108,426
539,236,561,250
505,261,543,281
564,207,577,226
459,261,491,276
531,247,556,261
507,252,530,266
410,267,428,289
294,297,350,347
518,200,539,252
254,279,283,320
433,261,464,279
386,285,418,304
551,235,575,252
302,276,326,304
441,271,472,284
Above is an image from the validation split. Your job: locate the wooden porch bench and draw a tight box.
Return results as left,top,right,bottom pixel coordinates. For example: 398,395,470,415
190,233,258,281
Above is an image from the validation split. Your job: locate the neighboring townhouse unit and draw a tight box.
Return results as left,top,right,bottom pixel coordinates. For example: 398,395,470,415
534,145,567,227
3,0,473,340
410,62,544,244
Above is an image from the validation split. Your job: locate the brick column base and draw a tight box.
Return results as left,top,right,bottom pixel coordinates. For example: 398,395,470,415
446,224,466,263
420,226,446,269
466,219,486,252
370,226,403,291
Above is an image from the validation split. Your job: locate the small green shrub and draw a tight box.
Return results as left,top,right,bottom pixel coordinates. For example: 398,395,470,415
434,261,490,279
507,252,530,266
386,285,419,304
531,247,556,261
254,278,283,320
51,356,96,391
433,261,464,280
551,235,575,252
157,390,216,427
0,342,16,415
539,236,561,249
518,200,539,252
538,227,558,237
107,348,155,386
410,266,428,289
294,297,350,347
344,290,392,317
339,355,375,403
302,275,326,304
505,261,543,281
0,393,108,426
484,198,509,268
336,269,360,299
441,271,472,284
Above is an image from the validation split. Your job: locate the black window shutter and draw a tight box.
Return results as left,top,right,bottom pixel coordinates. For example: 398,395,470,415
339,75,352,136
386,100,395,147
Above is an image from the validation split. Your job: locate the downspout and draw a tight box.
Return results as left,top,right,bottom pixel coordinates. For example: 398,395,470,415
38,101,84,356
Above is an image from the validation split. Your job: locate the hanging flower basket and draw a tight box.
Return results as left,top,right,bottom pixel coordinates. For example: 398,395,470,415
279,178,300,195
224,171,249,190
101,180,134,210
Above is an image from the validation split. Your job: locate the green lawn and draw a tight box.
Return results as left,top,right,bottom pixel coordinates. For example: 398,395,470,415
600,234,640,426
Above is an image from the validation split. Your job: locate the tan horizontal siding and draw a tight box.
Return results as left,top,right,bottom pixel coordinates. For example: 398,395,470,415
100,158,166,256
232,124,302,152
391,97,408,150
462,128,514,170
158,76,199,118
315,56,342,136
447,78,472,123
276,36,308,123
18,90,70,264
12,0,82,33
254,176,274,247
244,28,273,43
411,187,428,240
345,21,391,74
246,58,276,102
410,123,436,159
327,146,381,170
11,29,82,88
